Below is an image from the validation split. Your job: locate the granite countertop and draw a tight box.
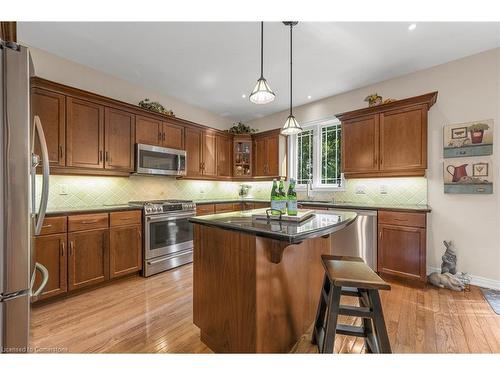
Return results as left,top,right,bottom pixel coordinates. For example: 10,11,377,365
189,208,357,243
45,204,139,216
194,198,269,204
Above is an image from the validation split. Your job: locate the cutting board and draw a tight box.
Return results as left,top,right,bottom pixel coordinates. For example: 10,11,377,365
252,209,315,222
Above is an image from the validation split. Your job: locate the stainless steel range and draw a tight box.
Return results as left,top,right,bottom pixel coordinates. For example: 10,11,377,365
129,200,196,277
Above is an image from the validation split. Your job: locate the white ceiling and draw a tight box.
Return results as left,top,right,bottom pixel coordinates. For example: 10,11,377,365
18,22,500,122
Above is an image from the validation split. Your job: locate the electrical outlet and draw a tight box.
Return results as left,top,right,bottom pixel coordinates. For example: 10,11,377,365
59,184,68,195
355,184,366,194
380,184,388,194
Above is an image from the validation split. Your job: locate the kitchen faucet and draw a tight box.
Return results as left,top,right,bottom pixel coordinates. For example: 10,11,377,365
306,162,313,199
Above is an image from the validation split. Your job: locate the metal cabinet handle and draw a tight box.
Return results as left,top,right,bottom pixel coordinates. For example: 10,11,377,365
99,150,103,162
105,151,109,162
162,132,166,141
69,241,75,256
60,240,65,257
59,145,63,158
158,132,162,142
379,231,382,239
81,220,98,224
42,224,52,228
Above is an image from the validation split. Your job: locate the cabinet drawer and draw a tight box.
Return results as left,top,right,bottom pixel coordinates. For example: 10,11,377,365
196,204,215,216
215,203,235,213
378,210,426,228
233,203,243,211
110,210,142,227
253,202,269,209
68,213,109,232
38,216,67,235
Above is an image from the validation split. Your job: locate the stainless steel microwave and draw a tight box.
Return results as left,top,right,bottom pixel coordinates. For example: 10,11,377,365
135,143,186,176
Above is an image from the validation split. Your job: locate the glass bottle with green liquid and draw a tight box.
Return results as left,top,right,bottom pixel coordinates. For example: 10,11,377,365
277,178,287,214
270,179,279,213
287,178,298,216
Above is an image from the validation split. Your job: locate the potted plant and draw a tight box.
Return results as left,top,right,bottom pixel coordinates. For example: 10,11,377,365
467,122,489,144
364,93,382,107
226,122,257,134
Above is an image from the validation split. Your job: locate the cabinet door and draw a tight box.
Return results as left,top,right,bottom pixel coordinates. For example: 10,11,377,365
104,108,135,172
378,224,426,282
341,114,379,174
109,225,142,279
135,115,162,146
185,127,203,177
162,121,184,150
202,131,217,176
66,97,104,169
266,135,279,176
33,233,67,300
379,105,427,171
216,135,232,177
68,229,109,291
253,137,267,176
31,88,66,167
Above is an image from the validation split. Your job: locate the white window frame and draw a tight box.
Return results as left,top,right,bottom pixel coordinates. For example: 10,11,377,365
288,116,345,192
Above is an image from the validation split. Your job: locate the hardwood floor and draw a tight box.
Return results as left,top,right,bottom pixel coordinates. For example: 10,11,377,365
30,264,500,353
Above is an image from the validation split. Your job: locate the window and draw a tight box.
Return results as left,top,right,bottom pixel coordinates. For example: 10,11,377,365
289,117,344,190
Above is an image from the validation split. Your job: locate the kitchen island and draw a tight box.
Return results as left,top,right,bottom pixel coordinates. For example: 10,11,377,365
189,209,357,353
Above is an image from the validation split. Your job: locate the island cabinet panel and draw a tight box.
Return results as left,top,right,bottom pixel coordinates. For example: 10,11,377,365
109,224,142,279
378,210,427,284
341,114,379,174
162,121,184,150
185,127,203,177
31,88,66,167
379,105,427,172
33,233,67,301
66,97,105,169
135,115,162,146
68,228,109,291
104,107,135,172
193,224,331,353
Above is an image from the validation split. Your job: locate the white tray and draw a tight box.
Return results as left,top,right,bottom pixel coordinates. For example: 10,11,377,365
252,209,315,222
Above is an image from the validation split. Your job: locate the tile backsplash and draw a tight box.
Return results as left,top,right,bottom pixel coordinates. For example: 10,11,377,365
36,175,427,209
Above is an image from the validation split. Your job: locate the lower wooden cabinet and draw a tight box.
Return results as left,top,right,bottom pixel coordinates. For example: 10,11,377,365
33,233,67,300
215,203,234,213
109,225,142,279
68,228,109,291
377,211,427,283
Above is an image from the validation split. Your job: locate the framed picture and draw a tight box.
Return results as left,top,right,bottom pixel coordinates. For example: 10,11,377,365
443,119,493,158
472,162,488,177
444,157,493,194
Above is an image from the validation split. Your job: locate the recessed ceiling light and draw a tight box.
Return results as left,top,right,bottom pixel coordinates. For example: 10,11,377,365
408,23,417,31
307,95,312,99
241,94,246,98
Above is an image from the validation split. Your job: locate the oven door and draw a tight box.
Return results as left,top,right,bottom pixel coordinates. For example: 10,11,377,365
135,143,186,176
144,212,194,259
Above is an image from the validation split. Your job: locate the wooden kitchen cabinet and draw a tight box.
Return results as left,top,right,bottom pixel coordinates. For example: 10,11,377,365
135,115,162,146
216,134,232,178
109,224,142,279
253,129,287,179
337,92,437,178
185,127,203,177
202,131,217,177
68,228,109,291
104,107,135,172
377,211,427,284
162,121,184,150
66,97,105,169
33,233,67,301
215,203,234,213
196,204,215,216
31,88,66,167
233,135,252,178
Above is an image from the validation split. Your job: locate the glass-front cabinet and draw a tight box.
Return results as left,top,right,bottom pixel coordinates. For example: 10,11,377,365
233,135,252,178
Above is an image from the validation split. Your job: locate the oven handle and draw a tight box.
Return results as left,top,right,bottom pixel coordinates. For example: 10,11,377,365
145,212,196,222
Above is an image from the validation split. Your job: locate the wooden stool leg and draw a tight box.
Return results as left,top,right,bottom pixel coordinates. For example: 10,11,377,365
312,275,329,345
368,290,392,354
359,290,377,353
321,285,342,353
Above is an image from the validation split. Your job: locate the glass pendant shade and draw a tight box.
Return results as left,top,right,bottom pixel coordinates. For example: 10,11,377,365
281,114,303,135
249,77,275,104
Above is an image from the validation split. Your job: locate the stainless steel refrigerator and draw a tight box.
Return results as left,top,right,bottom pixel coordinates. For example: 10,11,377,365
1,40,50,353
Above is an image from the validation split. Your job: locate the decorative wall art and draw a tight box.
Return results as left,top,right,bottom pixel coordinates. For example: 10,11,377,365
443,119,493,158
443,157,493,194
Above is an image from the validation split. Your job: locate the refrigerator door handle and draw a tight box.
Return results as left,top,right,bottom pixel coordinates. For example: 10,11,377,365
30,262,49,301
32,115,50,235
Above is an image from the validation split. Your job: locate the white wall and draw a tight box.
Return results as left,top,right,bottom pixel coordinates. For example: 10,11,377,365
250,48,500,284
27,46,234,130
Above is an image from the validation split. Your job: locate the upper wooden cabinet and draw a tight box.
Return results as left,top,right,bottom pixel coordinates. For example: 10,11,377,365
202,131,217,177
337,92,437,178
185,127,203,177
253,129,287,178
31,88,66,167
66,97,105,169
104,107,135,172
162,121,184,150
216,134,232,177
135,115,162,146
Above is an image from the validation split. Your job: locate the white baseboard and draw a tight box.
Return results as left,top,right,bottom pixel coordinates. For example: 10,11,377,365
427,266,500,290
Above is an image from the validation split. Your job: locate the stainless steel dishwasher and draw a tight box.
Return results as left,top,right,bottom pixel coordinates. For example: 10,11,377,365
326,208,378,270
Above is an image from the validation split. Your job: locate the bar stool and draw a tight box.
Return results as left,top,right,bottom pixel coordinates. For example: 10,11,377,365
312,255,392,353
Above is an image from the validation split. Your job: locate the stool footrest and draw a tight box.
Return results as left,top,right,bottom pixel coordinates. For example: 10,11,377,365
336,324,366,337
340,287,361,297
338,305,373,318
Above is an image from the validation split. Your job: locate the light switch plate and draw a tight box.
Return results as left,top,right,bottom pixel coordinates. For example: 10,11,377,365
59,184,68,195
355,184,366,194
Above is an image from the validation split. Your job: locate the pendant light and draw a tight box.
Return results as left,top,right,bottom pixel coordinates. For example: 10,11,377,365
281,21,302,135
249,22,276,104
